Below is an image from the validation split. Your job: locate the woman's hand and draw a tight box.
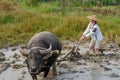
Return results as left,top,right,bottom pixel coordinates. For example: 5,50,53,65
80,35,86,42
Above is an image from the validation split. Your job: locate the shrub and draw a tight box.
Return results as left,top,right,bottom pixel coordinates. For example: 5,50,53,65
23,0,39,7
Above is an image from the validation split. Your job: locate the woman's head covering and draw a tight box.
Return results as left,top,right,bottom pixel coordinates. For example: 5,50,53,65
87,15,98,21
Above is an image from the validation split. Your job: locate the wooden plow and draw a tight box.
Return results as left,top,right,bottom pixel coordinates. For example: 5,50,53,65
57,39,82,62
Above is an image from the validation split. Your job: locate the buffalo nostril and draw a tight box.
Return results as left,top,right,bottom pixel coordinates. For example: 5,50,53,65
31,66,37,72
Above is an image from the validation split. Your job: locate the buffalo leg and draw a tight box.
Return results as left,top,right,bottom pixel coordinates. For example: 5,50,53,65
43,67,50,77
52,62,57,75
31,74,37,80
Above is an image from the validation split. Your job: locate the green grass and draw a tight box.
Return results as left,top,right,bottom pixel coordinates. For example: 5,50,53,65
0,0,120,47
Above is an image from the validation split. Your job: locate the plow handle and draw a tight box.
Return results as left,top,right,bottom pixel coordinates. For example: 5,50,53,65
74,38,81,53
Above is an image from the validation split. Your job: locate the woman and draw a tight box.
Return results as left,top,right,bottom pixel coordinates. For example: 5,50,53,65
80,15,103,55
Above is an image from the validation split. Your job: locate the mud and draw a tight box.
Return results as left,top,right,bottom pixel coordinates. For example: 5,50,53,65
0,41,120,80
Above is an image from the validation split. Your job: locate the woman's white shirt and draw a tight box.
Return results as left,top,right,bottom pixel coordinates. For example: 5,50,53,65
83,22,103,40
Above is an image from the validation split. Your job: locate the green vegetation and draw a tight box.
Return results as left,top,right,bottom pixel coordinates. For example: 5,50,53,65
0,0,120,47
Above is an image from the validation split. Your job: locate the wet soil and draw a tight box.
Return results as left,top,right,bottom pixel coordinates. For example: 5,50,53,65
0,40,120,80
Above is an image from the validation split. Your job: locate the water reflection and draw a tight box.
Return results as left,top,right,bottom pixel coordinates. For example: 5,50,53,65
91,68,101,80
90,63,101,80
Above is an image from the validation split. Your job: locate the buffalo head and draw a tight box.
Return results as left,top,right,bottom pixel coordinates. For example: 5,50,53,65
19,44,59,75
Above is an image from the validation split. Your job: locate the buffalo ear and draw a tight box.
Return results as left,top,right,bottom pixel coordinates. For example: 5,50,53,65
52,50,59,55
19,49,29,57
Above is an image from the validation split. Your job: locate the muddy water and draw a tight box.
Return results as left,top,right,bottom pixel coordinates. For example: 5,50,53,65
0,41,120,80
0,47,32,80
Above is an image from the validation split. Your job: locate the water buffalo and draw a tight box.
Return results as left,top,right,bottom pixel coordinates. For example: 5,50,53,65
20,31,62,80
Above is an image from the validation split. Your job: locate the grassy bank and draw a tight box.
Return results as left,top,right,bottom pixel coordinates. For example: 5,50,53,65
0,1,120,47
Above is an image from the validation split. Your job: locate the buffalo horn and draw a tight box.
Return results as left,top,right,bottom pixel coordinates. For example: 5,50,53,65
19,49,29,57
48,43,52,50
39,50,50,56
39,43,52,56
